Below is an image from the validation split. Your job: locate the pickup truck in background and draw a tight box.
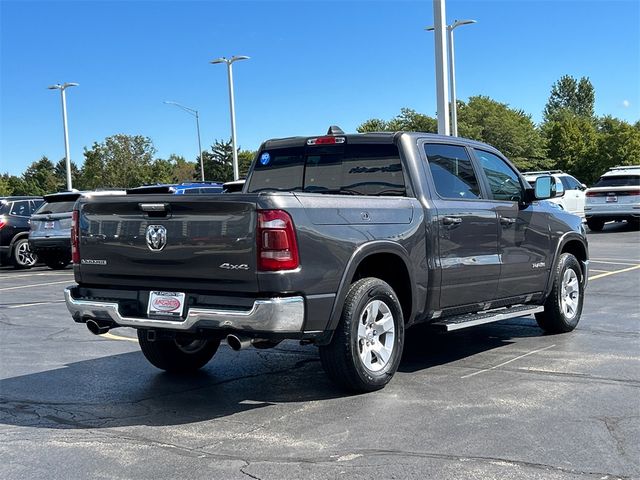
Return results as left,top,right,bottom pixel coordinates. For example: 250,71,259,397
65,128,589,392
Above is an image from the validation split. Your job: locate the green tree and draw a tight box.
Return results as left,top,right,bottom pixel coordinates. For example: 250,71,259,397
542,110,597,181
357,108,437,133
80,134,157,189
543,75,595,121
584,116,640,183
0,174,12,196
168,154,196,183
457,96,548,170
54,158,81,190
22,156,58,195
238,150,255,179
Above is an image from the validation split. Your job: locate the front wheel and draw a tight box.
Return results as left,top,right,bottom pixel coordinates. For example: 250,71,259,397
535,253,584,334
586,218,604,231
137,331,220,373
11,238,37,269
319,277,404,392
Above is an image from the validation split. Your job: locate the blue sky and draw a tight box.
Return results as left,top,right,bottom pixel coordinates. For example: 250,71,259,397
1,0,639,176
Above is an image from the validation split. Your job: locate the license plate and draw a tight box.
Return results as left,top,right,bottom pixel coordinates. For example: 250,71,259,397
147,291,186,317
606,196,618,203
44,221,55,229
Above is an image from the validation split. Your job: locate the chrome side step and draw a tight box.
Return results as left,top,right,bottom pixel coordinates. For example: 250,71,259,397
431,305,544,332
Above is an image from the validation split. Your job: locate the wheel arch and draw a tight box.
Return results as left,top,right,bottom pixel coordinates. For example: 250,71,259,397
544,232,589,297
325,241,416,335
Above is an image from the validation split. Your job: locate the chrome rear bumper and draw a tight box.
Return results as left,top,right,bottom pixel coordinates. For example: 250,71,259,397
64,286,305,333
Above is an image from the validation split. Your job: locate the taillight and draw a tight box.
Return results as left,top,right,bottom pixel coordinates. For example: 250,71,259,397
257,210,299,271
585,191,598,197
0,217,6,230
71,209,80,264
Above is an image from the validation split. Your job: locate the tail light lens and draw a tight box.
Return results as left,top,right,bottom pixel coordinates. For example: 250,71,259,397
257,210,299,271
71,209,80,264
0,217,6,230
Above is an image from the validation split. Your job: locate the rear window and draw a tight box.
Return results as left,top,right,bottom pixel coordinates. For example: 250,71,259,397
248,143,406,196
34,201,77,214
593,175,640,187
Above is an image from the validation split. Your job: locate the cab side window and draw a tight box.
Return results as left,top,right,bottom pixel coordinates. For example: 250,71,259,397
475,149,523,202
424,144,482,199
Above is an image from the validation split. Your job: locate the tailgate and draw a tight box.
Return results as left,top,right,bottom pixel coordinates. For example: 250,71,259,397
77,195,259,293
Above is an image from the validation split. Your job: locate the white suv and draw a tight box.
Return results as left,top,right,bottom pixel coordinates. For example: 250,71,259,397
584,166,640,231
523,171,587,218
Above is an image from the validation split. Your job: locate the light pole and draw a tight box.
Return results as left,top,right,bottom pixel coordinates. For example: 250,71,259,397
164,101,204,181
48,82,78,190
426,19,476,136
210,55,250,181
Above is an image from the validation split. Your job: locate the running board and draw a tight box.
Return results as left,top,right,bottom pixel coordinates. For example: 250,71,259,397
430,305,544,332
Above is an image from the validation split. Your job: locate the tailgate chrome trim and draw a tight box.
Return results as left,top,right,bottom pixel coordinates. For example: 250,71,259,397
65,287,305,333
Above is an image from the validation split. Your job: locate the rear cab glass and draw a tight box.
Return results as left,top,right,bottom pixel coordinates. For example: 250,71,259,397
248,142,406,196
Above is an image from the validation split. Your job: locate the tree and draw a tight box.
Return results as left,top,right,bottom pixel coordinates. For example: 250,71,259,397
54,158,81,190
194,139,255,182
543,75,595,121
457,96,548,170
542,111,597,181
357,108,437,133
0,175,12,196
80,134,157,189
22,156,59,195
238,150,255,179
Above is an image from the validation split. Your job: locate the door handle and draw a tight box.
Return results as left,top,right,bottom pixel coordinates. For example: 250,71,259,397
500,217,517,226
443,216,463,225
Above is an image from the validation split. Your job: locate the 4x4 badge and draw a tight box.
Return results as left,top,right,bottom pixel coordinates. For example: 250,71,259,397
146,225,167,251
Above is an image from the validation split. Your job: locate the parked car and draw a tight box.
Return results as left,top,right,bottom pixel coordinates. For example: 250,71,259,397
523,170,587,218
29,190,125,269
0,196,44,268
126,182,224,195
65,128,588,392
584,165,640,231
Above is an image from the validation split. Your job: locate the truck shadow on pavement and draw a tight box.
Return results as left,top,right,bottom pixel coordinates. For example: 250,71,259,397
0,319,544,430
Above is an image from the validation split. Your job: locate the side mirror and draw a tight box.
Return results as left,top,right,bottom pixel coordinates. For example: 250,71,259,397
534,176,553,199
553,178,565,198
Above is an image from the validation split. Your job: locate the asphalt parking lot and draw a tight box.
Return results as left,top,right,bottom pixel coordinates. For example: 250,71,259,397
1,222,638,480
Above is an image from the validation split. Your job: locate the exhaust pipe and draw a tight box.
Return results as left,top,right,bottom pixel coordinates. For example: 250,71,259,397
226,334,252,351
86,319,111,335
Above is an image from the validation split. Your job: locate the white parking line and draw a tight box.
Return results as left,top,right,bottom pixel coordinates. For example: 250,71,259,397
590,265,640,281
590,259,640,266
461,344,556,379
0,272,74,279
0,280,73,291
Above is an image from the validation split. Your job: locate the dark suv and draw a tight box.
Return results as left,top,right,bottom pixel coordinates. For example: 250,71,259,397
0,196,44,268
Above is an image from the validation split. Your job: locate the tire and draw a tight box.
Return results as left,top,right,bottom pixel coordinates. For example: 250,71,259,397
535,253,584,334
319,277,404,393
586,218,604,231
11,238,37,269
43,256,70,270
137,331,220,373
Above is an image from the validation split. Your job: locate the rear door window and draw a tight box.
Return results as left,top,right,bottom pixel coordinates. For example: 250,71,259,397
248,143,405,196
424,144,482,199
9,201,30,216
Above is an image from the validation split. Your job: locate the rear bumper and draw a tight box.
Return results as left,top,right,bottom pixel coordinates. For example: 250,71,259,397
29,237,71,253
64,286,305,334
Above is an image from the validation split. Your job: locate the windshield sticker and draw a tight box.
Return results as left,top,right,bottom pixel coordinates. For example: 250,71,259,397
260,152,271,165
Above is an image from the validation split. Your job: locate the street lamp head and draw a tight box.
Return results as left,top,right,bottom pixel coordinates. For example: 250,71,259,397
210,57,228,65
48,84,62,90
230,55,250,63
451,19,477,30
63,82,79,88
424,25,435,31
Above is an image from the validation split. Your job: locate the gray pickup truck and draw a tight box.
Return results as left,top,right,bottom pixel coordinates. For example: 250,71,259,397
65,128,589,392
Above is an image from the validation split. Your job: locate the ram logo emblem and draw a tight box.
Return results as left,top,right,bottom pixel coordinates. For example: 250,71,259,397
146,225,167,251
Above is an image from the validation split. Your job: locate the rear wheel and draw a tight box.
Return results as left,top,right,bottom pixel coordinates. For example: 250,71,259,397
42,255,70,270
11,238,37,269
319,277,404,392
586,218,604,231
535,253,584,334
137,331,220,373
